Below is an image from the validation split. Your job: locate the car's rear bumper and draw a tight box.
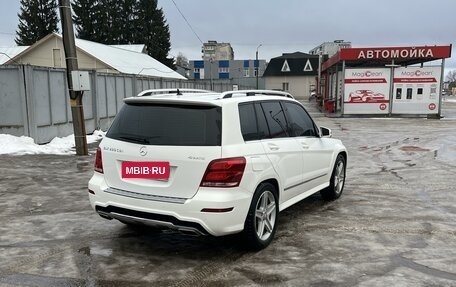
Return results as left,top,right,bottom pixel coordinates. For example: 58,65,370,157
88,173,252,236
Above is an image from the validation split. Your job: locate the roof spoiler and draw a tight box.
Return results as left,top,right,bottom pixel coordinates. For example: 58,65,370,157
137,88,213,97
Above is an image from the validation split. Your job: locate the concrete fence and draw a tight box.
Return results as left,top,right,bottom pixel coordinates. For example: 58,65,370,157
0,65,254,143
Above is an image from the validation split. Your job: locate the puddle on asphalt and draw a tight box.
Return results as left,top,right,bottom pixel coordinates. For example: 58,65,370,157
433,137,456,164
399,146,430,152
90,246,113,257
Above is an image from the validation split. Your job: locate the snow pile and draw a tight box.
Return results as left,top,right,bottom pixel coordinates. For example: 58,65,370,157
0,130,105,155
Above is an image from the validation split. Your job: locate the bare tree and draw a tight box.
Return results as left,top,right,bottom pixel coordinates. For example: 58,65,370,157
446,70,456,82
447,70,456,90
175,52,189,69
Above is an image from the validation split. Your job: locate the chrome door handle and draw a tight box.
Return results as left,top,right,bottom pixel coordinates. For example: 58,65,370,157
301,143,309,149
268,143,280,151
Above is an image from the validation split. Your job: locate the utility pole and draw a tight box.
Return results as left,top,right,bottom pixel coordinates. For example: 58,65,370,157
209,57,213,91
58,0,88,155
256,44,262,89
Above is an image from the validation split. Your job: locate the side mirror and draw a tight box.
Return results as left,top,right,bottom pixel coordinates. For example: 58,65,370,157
320,127,332,138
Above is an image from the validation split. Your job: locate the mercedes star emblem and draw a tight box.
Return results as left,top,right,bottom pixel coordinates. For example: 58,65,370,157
139,146,147,156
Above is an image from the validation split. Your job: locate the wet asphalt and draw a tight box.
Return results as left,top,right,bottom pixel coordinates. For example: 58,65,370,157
1,100,456,286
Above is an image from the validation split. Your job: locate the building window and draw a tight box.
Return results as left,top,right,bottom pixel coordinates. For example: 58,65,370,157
281,60,290,72
396,88,402,99
218,67,229,73
282,82,289,91
406,88,413,100
243,69,249,77
417,88,423,95
303,59,313,71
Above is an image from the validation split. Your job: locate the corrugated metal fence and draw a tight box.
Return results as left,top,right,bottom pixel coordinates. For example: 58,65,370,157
0,65,254,143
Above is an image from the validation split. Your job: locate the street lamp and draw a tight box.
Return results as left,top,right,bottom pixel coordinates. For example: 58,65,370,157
256,44,262,89
209,57,213,91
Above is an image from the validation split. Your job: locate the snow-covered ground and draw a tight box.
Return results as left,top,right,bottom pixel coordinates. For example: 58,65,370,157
444,97,456,103
0,130,105,155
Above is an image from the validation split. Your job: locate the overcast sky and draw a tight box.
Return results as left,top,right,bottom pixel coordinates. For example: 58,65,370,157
1,0,455,71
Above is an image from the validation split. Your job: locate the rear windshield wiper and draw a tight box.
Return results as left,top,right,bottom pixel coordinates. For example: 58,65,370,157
118,136,150,144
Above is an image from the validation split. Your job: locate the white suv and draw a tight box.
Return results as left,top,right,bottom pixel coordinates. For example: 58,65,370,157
88,89,347,249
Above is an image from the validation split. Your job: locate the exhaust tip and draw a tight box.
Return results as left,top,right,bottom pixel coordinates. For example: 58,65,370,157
97,212,113,220
178,228,204,236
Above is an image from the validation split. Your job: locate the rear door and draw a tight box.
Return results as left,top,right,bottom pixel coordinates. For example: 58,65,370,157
258,101,304,204
102,103,222,199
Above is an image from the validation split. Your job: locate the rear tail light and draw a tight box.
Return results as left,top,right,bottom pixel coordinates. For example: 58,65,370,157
94,147,104,173
200,157,246,188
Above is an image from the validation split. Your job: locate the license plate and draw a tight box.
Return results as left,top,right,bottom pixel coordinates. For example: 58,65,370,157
122,161,170,179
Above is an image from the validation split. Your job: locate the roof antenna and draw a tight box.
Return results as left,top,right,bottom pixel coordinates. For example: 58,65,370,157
176,88,182,95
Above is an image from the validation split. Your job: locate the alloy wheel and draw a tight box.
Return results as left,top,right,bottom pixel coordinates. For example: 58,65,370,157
254,190,276,241
334,161,345,194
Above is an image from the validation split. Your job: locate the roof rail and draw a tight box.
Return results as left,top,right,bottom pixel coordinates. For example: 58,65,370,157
221,90,294,99
137,88,214,97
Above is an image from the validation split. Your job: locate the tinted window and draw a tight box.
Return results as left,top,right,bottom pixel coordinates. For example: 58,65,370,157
107,104,221,146
283,102,316,137
255,103,270,139
239,103,259,141
239,103,271,141
261,101,289,138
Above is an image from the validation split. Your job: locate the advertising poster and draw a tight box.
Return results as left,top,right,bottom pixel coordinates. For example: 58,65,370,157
344,68,391,114
392,66,441,114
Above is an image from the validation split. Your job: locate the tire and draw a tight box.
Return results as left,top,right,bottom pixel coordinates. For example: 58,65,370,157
320,154,346,201
243,182,279,250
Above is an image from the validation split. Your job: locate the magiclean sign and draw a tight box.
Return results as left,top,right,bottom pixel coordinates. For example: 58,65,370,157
344,68,391,115
340,45,452,61
351,71,383,77
393,67,438,83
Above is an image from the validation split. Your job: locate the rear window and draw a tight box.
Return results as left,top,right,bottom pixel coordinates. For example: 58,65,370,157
106,103,221,146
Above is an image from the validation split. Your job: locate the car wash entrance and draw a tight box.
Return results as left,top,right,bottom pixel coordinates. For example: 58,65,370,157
320,45,452,117
391,66,441,114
